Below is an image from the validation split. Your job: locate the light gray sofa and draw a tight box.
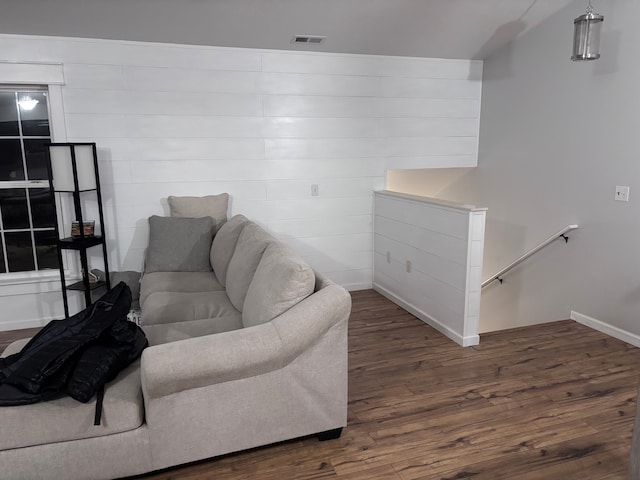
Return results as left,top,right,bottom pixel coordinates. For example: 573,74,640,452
0,214,351,480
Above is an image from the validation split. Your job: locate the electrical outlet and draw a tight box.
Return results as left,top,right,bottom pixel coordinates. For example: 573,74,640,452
406,260,412,273
311,184,319,197
615,185,630,202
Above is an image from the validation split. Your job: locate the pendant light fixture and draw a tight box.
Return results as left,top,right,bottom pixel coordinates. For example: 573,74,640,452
571,0,604,61
17,95,39,111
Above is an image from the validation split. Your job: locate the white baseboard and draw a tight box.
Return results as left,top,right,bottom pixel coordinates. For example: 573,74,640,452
373,283,478,347
343,282,373,292
571,310,640,348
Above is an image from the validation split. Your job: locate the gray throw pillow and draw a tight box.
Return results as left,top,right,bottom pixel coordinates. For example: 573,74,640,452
145,216,214,273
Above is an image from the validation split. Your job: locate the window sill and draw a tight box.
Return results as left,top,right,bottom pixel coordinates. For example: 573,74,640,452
0,270,79,287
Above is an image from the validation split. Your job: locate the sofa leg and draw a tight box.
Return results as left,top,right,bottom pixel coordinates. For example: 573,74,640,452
317,427,343,441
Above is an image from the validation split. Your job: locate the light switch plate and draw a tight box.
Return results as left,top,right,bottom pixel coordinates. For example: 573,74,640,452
615,185,630,202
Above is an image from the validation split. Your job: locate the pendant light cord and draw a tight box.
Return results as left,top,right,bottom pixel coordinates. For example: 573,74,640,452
519,0,537,20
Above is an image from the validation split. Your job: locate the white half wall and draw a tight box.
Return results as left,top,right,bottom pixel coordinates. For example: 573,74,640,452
0,34,482,329
390,0,640,336
373,191,486,346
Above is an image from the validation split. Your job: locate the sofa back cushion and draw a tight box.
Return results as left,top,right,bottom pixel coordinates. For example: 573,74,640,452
210,214,249,286
168,193,229,234
225,222,275,311
145,216,214,273
242,243,315,328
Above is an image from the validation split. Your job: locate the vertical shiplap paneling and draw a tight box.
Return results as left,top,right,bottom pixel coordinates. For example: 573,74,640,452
0,34,481,300
373,191,485,346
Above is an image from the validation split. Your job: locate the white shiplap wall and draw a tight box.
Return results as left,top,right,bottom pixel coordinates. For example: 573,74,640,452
0,34,481,328
373,191,486,346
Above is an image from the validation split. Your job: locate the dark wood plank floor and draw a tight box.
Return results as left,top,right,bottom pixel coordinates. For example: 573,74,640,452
2,289,639,479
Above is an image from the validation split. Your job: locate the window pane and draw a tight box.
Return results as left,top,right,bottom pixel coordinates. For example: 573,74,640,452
0,139,25,181
0,188,30,229
18,92,50,136
29,188,55,228
0,92,19,136
5,231,35,272
34,230,58,270
0,88,54,275
25,139,50,180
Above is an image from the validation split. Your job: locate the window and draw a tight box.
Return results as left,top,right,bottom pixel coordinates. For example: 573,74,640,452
0,88,58,274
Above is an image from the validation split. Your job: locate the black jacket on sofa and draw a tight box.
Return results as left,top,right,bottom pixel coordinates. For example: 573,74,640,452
0,282,147,411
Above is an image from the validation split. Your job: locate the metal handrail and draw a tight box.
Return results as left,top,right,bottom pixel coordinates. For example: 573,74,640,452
481,224,579,288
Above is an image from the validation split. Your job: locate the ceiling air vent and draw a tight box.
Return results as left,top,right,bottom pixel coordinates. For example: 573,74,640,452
291,35,326,45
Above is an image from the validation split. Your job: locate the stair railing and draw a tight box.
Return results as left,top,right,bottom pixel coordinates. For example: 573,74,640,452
481,224,579,288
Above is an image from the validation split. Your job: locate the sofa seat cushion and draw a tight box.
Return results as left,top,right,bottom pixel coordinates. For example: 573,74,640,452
0,356,143,451
141,291,240,326
242,243,315,328
140,271,223,308
142,316,243,346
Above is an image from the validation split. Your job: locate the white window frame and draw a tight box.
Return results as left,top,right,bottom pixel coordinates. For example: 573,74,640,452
0,61,71,287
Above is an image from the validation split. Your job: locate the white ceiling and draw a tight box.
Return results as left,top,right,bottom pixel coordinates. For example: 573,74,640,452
0,0,576,59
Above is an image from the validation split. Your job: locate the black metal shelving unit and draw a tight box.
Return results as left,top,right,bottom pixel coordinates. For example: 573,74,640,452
47,142,111,317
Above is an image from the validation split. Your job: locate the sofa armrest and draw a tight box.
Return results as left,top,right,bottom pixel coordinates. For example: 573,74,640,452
141,284,351,400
